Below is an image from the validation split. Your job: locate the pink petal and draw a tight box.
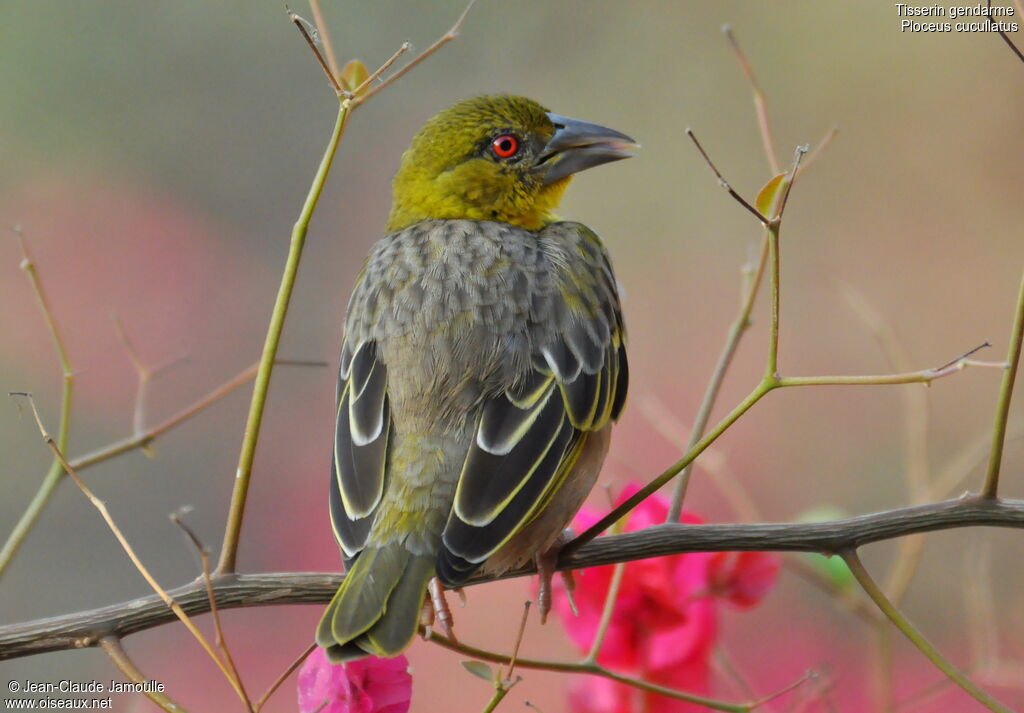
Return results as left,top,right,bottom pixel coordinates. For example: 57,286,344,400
298,650,412,713
708,551,781,608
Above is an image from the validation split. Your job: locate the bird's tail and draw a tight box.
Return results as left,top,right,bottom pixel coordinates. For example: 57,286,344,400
316,542,434,661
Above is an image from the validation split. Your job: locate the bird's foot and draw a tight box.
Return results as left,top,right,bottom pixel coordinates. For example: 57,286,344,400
421,576,457,642
536,528,578,624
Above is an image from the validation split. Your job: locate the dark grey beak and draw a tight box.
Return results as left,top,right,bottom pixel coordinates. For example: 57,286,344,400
536,112,638,186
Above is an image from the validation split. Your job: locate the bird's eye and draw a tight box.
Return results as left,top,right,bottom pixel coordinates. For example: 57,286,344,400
491,134,520,159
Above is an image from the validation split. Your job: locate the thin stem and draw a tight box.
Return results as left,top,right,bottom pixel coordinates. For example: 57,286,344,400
722,25,780,175
353,0,476,106
217,101,350,575
797,127,838,178
568,381,775,552
480,687,511,713
765,224,781,381
504,601,531,680
584,560,625,664
255,643,316,711
981,269,1024,498
987,0,1024,63
290,10,344,95
171,510,252,711
1,360,264,577
428,633,750,713
352,42,412,97
841,550,1015,713
584,519,627,663
307,0,340,80
11,394,248,704
99,636,190,713
667,233,769,521
74,362,259,469
1,230,75,580
685,129,769,225
112,314,187,437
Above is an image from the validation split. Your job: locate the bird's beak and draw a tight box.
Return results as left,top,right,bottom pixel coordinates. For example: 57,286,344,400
536,113,638,186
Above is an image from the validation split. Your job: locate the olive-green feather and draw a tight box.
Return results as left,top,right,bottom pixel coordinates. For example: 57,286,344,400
316,544,433,662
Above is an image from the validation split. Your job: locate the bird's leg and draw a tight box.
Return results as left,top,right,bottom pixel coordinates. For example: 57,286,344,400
536,528,578,624
426,576,457,641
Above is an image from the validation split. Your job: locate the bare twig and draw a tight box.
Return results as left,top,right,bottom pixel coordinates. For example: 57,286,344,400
1,228,75,580
254,642,316,712
842,550,1015,713
352,42,412,97
437,631,749,713
308,0,340,80
987,0,1024,64
797,126,838,177
112,314,187,438
722,25,780,174
686,129,769,225
99,636,190,713
290,9,344,95
353,0,476,106
8,393,248,706
170,509,252,711
4,496,1024,660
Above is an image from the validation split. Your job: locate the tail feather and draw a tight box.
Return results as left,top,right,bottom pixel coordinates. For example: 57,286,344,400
317,543,434,662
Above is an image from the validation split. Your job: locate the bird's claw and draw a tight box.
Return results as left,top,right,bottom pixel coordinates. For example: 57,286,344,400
421,576,457,642
536,528,576,624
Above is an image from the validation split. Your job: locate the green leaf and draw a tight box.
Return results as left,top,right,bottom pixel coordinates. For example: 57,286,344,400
805,552,854,590
796,505,848,523
461,660,494,682
755,172,787,218
339,59,369,94
796,506,854,589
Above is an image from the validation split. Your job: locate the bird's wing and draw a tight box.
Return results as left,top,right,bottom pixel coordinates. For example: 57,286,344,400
330,337,391,565
438,224,628,584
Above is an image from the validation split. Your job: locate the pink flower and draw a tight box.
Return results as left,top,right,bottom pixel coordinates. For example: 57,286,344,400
555,483,780,713
298,648,412,713
708,550,780,608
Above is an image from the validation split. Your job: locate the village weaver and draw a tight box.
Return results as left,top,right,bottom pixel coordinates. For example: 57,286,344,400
317,94,636,661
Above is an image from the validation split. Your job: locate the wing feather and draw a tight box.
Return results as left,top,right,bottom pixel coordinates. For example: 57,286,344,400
331,340,392,559
438,223,629,585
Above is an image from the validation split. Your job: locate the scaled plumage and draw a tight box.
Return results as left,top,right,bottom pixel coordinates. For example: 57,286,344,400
318,95,635,661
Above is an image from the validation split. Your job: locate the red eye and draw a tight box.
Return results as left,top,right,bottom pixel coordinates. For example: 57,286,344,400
491,134,519,158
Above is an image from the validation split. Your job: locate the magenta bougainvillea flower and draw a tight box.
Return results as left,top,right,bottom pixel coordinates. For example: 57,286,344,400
554,483,780,713
297,648,412,713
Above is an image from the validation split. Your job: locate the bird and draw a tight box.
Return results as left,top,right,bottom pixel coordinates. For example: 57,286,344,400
317,94,636,661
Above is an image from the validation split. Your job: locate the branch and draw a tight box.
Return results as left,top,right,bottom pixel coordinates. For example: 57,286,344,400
2,496,1022,661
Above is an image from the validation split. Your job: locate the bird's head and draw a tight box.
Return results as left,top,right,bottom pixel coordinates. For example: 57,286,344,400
386,94,637,232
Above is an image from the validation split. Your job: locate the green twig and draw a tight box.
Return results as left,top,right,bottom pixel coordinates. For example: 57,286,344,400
217,101,350,574
429,632,750,713
981,269,1024,498
842,550,1015,713
1,229,75,580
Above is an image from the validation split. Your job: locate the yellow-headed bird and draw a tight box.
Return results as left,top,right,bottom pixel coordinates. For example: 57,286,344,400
318,94,635,661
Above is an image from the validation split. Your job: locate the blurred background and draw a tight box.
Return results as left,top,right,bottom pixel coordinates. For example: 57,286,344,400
2,1,1023,711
